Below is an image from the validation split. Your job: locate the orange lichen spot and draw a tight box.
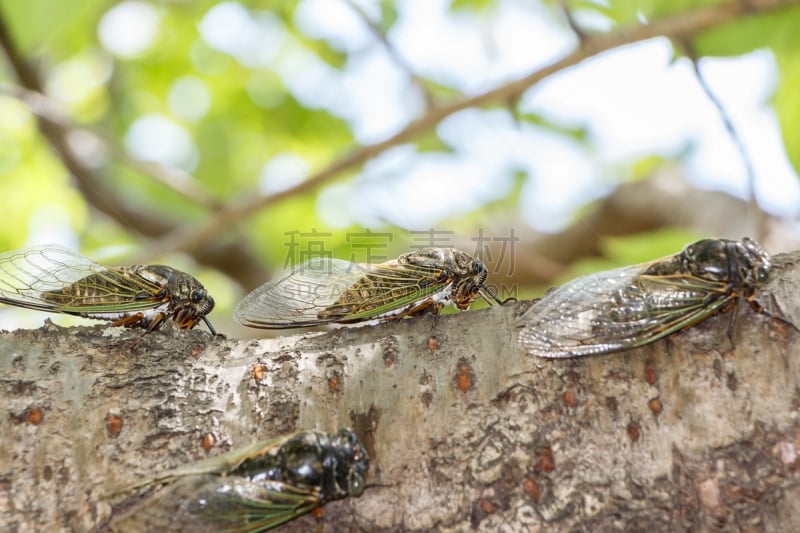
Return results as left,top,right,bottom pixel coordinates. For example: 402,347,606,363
328,375,340,394
645,367,657,386
627,422,640,443
27,407,43,425
191,345,203,359
563,389,577,408
427,337,439,352
457,363,471,394
535,447,554,473
202,433,215,452
479,499,497,514
523,477,539,501
382,335,399,367
252,364,265,381
649,398,663,416
106,415,123,435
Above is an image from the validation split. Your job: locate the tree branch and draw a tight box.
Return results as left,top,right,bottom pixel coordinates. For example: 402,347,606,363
146,0,800,258
2,249,799,531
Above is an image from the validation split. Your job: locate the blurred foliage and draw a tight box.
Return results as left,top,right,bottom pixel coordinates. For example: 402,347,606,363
557,229,705,295
0,0,799,333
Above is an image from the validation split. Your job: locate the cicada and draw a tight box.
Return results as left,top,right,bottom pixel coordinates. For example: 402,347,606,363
0,245,216,333
519,238,794,358
109,428,369,532
235,247,504,329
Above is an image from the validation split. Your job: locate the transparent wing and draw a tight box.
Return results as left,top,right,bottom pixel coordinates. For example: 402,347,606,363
0,245,165,314
192,478,322,533
519,264,732,358
234,257,449,328
111,433,322,533
112,475,321,533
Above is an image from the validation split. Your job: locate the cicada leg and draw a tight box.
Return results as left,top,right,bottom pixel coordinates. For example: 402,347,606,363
398,297,444,319
313,506,325,533
746,295,799,332
111,312,167,331
172,307,197,330
112,313,146,329
144,313,168,332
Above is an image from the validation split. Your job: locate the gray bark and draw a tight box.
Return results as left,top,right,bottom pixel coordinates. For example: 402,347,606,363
1,252,799,532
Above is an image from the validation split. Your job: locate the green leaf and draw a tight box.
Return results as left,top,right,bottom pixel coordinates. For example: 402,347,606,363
562,228,704,284
693,5,800,58
378,0,399,32
773,53,800,180
415,131,454,153
517,112,588,143
450,0,497,12
290,34,348,70
0,0,107,57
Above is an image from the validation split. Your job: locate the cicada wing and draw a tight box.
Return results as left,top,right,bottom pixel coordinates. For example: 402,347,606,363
519,265,732,358
111,475,322,533
115,436,290,497
0,246,107,312
194,478,323,533
111,474,225,533
234,258,449,328
0,245,168,314
234,258,373,328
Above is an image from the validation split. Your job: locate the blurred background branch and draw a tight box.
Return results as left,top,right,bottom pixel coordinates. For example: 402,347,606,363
0,0,799,335
144,0,800,262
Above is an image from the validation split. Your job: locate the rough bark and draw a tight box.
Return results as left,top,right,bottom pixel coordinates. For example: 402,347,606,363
1,251,799,532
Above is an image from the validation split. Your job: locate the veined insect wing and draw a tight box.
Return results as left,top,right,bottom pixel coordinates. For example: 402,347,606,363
0,245,217,333
519,237,789,359
518,262,655,358
234,257,373,329
0,245,109,311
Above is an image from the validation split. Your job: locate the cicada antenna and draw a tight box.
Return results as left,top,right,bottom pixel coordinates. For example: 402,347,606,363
201,315,218,336
479,284,515,306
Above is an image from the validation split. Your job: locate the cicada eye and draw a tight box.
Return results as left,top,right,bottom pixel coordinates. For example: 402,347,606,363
470,259,484,276
757,266,769,283
190,289,207,304
348,472,365,496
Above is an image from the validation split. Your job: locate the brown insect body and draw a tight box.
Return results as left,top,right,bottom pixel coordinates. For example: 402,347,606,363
235,247,502,329
0,246,215,333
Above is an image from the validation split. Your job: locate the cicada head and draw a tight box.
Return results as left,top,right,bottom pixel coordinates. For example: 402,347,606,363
680,238,771,293
740,237,771,285
141,265,215,331
271,428,368,502
330,427,369,498
451,259,489,309
450,250,491,310
402,248,502,310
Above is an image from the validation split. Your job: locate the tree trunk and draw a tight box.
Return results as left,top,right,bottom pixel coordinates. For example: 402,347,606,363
2,251,799,532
